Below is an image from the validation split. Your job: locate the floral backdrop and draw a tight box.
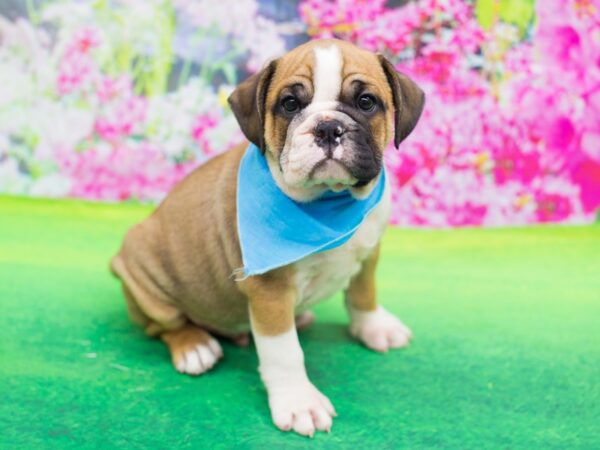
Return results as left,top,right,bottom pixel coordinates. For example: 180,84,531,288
0,0,599,227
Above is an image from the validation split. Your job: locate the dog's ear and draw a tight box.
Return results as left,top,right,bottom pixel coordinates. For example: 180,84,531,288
228,60,278,152
378,55,425,149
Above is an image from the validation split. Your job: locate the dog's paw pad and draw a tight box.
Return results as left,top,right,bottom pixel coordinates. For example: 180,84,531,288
350,306,412,352
174,338,223,375
269,382,336,437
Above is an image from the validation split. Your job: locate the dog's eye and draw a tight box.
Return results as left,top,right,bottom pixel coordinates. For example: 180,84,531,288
281,96,300,113
357,94,376,112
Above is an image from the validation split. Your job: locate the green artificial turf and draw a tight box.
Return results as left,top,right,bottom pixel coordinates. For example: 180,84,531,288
1,196,599,449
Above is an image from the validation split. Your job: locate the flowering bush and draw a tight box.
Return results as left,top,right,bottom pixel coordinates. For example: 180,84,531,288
0,0,598,226
301,0,599,226
0,0,266,202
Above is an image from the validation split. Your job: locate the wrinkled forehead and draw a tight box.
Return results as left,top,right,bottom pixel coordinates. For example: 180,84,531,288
267,41,392,103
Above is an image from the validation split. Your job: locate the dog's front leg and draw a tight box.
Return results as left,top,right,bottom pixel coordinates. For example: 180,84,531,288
243,275,335,437
345,244,413,352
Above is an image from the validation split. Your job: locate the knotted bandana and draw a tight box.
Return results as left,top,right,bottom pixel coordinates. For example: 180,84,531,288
236,144,385,277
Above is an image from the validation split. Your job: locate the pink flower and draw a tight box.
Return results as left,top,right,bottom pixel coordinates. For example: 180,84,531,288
544,116,576,151
55,143,196,202
392,155,419,188
534,192,574,222
56,52,96,95
94,95,147,142
95,75,133,104
65,28,101,56
299,0,386,39
581,131,600,160
538,25,581,68
492,144,540,185
191,113,220,155
571,159,600,212
56,28,102,96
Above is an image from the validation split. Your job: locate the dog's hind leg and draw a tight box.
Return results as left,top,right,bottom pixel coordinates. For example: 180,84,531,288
160,324,223,376
122,279,224,375
112,255,223,375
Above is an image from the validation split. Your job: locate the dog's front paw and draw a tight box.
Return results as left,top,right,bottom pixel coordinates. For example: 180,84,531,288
268,381,336,437
349,306,412,352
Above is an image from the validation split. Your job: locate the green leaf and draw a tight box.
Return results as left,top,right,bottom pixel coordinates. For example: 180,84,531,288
475,0,536,34
475,0,498,31
222,64,237,86
500,0,535,33
25,0,40,25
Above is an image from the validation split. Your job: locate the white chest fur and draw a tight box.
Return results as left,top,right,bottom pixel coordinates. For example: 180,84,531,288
293,181,391,312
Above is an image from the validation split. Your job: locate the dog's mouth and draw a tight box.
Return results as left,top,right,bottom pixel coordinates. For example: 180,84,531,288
310,157,380,189
307,159,357,191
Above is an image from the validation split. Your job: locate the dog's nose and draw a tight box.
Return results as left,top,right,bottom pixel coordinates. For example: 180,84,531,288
314,120,345,149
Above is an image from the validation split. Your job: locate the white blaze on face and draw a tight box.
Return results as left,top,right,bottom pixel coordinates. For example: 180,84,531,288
312,45,342,103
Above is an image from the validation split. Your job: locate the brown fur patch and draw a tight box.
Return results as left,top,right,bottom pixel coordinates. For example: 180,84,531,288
111,144,251,337
345,244,380,312
239,267,297,336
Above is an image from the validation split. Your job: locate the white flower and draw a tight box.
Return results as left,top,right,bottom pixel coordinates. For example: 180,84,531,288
29,174,72,197
0,158,29,194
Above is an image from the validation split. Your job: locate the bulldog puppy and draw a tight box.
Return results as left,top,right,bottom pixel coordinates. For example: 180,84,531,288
111,39,424,437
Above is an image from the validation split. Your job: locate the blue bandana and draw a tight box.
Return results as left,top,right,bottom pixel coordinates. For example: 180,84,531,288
236,144,386,277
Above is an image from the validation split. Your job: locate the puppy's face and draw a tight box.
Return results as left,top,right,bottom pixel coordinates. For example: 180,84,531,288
229,40,425,201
